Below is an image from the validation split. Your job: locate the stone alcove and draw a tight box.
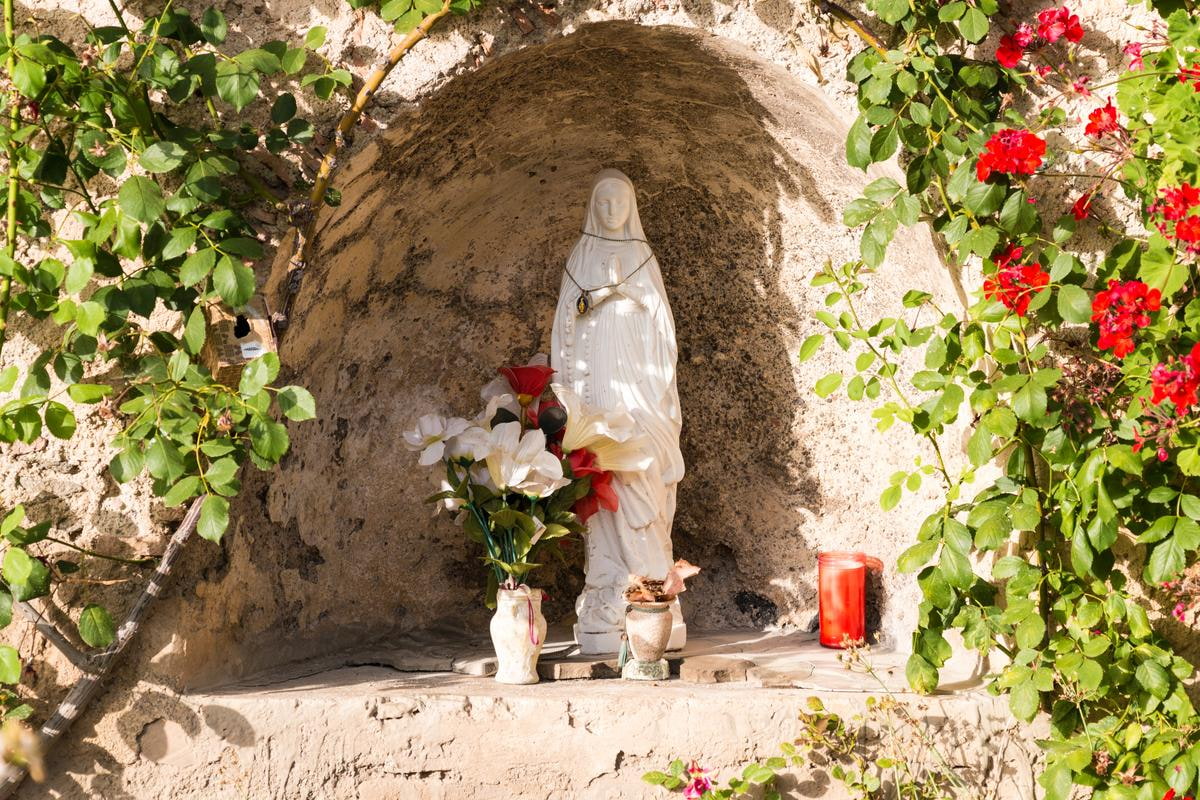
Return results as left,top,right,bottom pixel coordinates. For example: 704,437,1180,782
170,20,961,686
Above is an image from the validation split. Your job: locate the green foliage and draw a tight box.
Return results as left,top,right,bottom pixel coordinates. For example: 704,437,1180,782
347,0,483,32
0,2,330,698
829,1,1200,797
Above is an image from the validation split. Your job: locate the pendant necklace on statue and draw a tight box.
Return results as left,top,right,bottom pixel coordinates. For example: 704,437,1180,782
564,232,654,317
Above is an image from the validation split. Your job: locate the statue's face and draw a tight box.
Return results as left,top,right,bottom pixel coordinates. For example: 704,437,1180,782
593,182,631,233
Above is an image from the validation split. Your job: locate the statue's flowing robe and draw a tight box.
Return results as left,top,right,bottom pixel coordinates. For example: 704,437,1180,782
551,170,684,634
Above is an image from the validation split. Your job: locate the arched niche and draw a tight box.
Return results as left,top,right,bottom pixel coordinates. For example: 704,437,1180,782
170,20,960,684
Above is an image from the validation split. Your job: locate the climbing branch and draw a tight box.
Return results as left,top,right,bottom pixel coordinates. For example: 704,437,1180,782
817,0,886,55
277,0,453,331
0,0,19,359
0,498,202,797
13,602,94,673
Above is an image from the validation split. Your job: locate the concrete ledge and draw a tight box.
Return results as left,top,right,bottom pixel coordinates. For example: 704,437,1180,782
67,631,1039,800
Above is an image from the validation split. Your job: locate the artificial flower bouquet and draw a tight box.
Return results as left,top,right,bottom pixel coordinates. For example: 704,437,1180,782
404,357,651,605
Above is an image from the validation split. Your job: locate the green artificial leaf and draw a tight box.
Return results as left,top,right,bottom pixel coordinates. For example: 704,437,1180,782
0,645,19,684
1056,284,1092,324
78,604,116,648
118,177,166,224
198,494,230,542
277,386,316,421
213,256,255,307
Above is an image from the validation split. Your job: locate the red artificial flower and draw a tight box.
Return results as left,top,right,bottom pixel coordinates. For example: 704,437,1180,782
1090,279,1160,358
1123,42,1144,71
1180,65,1200,91
499,364,554,405
568,449,618,523
1013,23,1035,47
1071,193,1094,221
1163,790,1176,800
1036,64,1053,77
983,244,1049,317
976,129,1047,182
1037,7,1084,44
1071,75,1091,96
1150,344,1200,416
1085,100,1119,138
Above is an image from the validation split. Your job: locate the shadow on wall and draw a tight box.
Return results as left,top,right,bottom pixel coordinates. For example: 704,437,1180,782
172,21,872,684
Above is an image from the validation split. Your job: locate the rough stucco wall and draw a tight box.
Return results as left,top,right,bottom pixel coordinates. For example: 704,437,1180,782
156,20,961,686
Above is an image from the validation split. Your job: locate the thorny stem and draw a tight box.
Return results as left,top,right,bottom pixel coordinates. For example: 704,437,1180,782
42,536,157,567
279,0,453,332
0,0,16,360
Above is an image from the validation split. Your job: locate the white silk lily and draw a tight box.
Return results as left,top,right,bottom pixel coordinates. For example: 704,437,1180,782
484,422,569,497
552,385,652,474
403,414,471,466
444,425,492,461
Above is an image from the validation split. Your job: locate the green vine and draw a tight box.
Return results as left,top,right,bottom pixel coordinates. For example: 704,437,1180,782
810,0,1200,797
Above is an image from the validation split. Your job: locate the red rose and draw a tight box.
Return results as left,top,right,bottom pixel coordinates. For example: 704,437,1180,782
976,129,1046,182
499,364,555,405
1084,100,1120,139
1090,279,1160,359
567,448,603,478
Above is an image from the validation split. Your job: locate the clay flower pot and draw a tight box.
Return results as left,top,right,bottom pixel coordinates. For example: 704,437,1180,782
625,600,673,662
490,585,547,684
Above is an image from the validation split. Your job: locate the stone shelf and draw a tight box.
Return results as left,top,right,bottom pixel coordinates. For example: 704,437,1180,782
98,630,1033,799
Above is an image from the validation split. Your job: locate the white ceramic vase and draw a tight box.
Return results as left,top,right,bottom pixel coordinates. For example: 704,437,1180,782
490,585,547,684
625,601,673,662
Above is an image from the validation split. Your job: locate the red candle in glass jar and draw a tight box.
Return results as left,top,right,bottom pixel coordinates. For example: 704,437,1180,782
818,551,866,648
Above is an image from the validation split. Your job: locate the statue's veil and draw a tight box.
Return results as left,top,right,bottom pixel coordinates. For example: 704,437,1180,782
555,169,683,486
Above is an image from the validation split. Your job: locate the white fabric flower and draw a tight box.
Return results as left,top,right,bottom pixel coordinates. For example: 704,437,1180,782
445,425,492,462
552,385,652,474
484,422,569,497
403,414,470,466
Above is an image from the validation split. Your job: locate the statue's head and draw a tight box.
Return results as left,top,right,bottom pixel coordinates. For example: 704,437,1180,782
592,178,632,234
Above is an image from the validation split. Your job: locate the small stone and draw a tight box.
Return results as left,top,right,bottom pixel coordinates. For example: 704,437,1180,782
679,656,755,684
451,654,497,676
537,658,619,680
745,666,795,688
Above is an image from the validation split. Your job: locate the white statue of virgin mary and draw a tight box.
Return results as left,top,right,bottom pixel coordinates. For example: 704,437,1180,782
551,169,686,655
